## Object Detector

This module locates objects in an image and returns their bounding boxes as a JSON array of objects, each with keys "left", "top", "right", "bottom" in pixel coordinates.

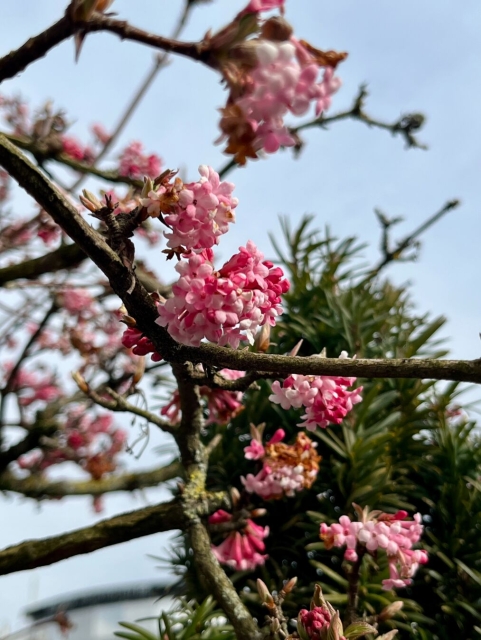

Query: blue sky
[{"left": 1, "top": 0, "right": 480, "bottom": 632}]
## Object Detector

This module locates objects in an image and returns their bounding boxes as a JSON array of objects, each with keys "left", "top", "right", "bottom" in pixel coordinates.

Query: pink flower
[
  {"left": 91, "top": 123, "right": 111, "bottom": 145},
  {"left": 141, "top": 166, "right": 238, "bottom": 251},
  {"left": 62, "top": 135, "right": 93, "bottom": 162},
  {"left": 160, "top": 368, "right": 244, "bottom": 425},
  {"left": 242, "top": 429, "right": 320, "bottom": 499},
  {"left": 156, "top": 242, "right": 289, "bottom": 348},
  {"left": 118, "top": 141, "right": 161, "bottom": 179},
  {"left": 209, "top": 509, "right": 269, "bottom": 571},
  {"left": 59, "top": 288, "right": 96, "bottom": 316},
  {"left": 320, "top": 508, "right": 428, "bottom": 591},
  {"left": 269, "top": 352, "right": 362, "bottom": 431},
  {"left": 239, "top": 0, "right": 284, "bottom": 15},
  {"left": 121, "top": 326, "right": 162, "bottom": 362},
  {"left": 298, "top": 606, "right": 333, "bottom": 640},
  {"left": 218, "top": 39, "right": 341, "bottom": 161}
]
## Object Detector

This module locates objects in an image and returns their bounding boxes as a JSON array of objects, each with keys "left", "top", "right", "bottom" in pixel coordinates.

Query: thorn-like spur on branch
[
  {"left": 2, "top": 134, "right": 481, "bottom": 387},
  {"left": 292, "top": 85, "right": 428, "bottom": 151},
  {"left": 0, "top": 9, "right": 211, "bottom": 84},
  {"left": 0, "top": 460, "right": 182, "bottom": 499}
]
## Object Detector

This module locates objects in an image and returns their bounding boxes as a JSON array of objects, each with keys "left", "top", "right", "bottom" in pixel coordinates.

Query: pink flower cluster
[
  {"left": 156, "top": 241, "right": 289, "bottom": 348},
  {"left": 2, "top": 363, "right": 62, "bottom": 407},
  {"left": 209, "top": 509, "right": 269, "bottom": 571},
  {"left": 17, "top": 406, "right": 127, "bottom": 480},
  {"left": 141, "top": 166, "right": 238, "bottom": 251},
  {"left": 269, "top": 352, "right": 362, "bottom": 431},
  {"left": 298, "top": 606, "right": 344, "bottom": 640},
  {"left": 118, "top": 141, "right": 162, "bottom": 179},
  {"left": 242, "top": 427, "right": 320, "bottom": 499},
  {"left": 161, "top": 368, "right": 244, "bottom": 425},
  {"left": 320, "top": 509, "right": 428, "bottom": 590},
  {"left": 239, "top": 40, "right": 340, "bottom": 153},
  {"left": 62, "top": 135, "right": 94, "bottom": 163},
  {"left": 121, "top": 326, "right": 162, "bottom": 362}
]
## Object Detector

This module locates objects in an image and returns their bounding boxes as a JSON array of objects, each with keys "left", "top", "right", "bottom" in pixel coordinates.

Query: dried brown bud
[
  {"left": 260, "top": 16, "right": 293, "bottom": 42},
  {"left": 282, "top": 576, "right": 298, "bottom": 594}
]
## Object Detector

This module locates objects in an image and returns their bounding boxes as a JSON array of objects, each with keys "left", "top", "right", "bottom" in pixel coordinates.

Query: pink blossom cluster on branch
[
  {"left": 141, "top": 165, "right": 237, "bottom": 252},
  {"left": 118, "top": 141, "right": 162, "bottom": 180},
  {"left": 156, "top": 241, "right": 289, "bottom": 348},
  {"left": 242, "top": 425, "right": 320, "bottom": 499},
  {"left": 209, "top": 508, "right": 269, "bottom": 571},
  {"left": 298, "top": 606, "right": 345, "bottom": 640},
  {"left": 215, "top": 0, "right": 346, "bottom": 164},
  {"left": 320, "top": 506, "right": 428, "bottom": 590},
  {"left": 269, "top": 351, "right": 362, "bottom": 430},
  {"left": 17, "top": 405, "right": 127, "bottom": 480},
  {"left": 160, "top": 367, "right": 244, "bottom": 425}
]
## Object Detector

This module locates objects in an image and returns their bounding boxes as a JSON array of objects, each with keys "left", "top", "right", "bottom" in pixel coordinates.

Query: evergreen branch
[{"left": 0, "top": 460, "right": 182, "bottom": 498}]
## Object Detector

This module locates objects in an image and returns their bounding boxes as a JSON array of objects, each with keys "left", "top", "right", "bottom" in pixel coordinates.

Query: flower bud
[
  {"left": 378, "top": 600, "right": 404, "bottom": 621},
  {"left": 79, "top": 189, "right": 103, "bottom": 213},
  {"left": 71, "top": 370, "right": 89, "bottom": 393},
  {"left": 282, "top": 576, "right": 297, "bottom": 594},
  {"left": 260, "top": 16, "right": 293, "bottom": 41},
  {"left": 256, "top": 579, "right": 271, "bottom": 603}
]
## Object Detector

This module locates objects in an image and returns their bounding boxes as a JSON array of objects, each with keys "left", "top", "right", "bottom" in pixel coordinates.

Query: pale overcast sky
[{"left": 1, "top": 0, "right": 480, "bottom": 633}]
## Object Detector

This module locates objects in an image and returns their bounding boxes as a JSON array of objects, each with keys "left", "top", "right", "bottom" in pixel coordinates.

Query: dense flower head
[
  {"left": 269, "top": 351, "right": 362, "bottom": 430},
  {"left": 118, "top": 141, "right": 162, "bottom": 179},
  {"left": 298, "top": 607, "right": 333, "bottom": 640},
  {"left": 141, "top": 165, "right": 238, "bottom": 251},
  {"left": 209, "top": 509, "right": 269, "bottom": 571},
  {"left": 156, "top": 241, "right": 289, "bottom": 348},
  {"left": 62, "top": 135, "right": 94, "bottom": 163},
  {"left": 320, "top": 507, "right": 428, "bottom": 590},
  {"left": 160, "top": 367, "right": 244, "bottom": 425},
  {"left": 17, "top": 405, "right": 127, "bottom": 482},
  {"left": 218, "top": 37, "right": 342, "bottom": 163},
  {"left": 242, "top": 427, "right": 320, "bottom": 499}
]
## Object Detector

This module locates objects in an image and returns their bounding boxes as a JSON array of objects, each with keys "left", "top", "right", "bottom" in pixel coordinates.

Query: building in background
[{"left": 3, "top": 582, "right": 177, "bottom": 640}]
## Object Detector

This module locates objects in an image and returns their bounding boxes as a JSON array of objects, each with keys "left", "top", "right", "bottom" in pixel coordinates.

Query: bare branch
[
  {"left": 0, "top": 498, "right": 184, "bottom": 576},
  {"left": 292, "top": 85, "right": 427, "bottom": 151},
  {"left": 0, "top": 460, "right": 182, "bottom": 498},
  {"left": 0, "top": 14, "right": 71, "bottom": 83}
]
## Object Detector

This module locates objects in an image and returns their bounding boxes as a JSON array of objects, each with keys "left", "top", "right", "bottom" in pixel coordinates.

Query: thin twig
[{"left": 69, "top": 0, "right": 195, "bottom": 193}]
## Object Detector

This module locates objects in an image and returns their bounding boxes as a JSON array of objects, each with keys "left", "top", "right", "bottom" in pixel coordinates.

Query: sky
[{"left": 1, "top": 0, "right": 481, "bottom": 633}]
